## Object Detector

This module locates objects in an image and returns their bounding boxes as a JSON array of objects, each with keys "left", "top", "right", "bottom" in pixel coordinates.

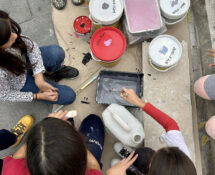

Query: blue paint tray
[{"left": 96, "top": 70, "right": 143, "bottom": 107}]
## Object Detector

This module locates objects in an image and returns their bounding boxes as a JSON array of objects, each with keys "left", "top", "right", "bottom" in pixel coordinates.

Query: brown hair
[
  {"left": 148, "top": 147, "right": 197, "bottom": 175},
  {"left": 0, "top": 10, "right": 33, "bottom": 76},
  {"left": 26, "top": 118, "right": 87, "bottom": 175}
]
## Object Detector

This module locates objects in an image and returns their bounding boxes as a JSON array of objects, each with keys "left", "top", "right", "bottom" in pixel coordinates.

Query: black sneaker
[
  {"left": 45, "top": 65, "right": 79, "bottom": 82},
  {"left": 114, "top": 142, "right": 133, "bottom": 159}
]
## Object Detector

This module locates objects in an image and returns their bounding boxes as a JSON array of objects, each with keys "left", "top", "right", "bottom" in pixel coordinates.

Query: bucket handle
[
  {"left": 149, "top": 59, "right": 177, "bottom": 73},
  {"left": 90, "top": 50, "right": 102, "bottom": 62},
  {"left": 89, "top": 14, "right": 103, "bottom": 26},
  {"left": 109, "top": 110, "right": 131, "bottom": 132}
]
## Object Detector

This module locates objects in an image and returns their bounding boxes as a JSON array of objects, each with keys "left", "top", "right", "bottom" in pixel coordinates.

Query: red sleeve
[
  {"left": 86, "top": 169, "right": 103, "bottom": 175},
  {"left": 142, "top": 103, "right": 180, "bottom": 132}
]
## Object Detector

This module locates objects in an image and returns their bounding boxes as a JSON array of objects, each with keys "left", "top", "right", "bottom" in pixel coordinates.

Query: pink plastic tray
[{"left": 124, "top": 0, "right": 162, "bottom": 34}]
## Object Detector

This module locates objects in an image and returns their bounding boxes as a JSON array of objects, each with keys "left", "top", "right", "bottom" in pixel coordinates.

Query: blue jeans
[
  {"left": 0, "top": 129, "right": 17, "bottom": 173},
  {"left": 21, "top": 45, "right": 76, "bottom": 105},
  {"left": 68, "top": 115, "right": 104, "bottom": 169},
  {"left": 79, "top": 114, "right": 105, "bottom": 169}
]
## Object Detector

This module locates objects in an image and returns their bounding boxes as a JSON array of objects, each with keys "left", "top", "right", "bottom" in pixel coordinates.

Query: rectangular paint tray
[
  {"left": 124, "top": 0, "right": 163, "bottom": 34},
  {"left": 96, "top": 70, "right": 143, "bottom": 107}
]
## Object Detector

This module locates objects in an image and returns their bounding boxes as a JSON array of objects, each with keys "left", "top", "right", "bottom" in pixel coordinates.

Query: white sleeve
[
  {"left": 161, "top": 130, "right": 191, "bottom": 159},
  {"left": 22, "top": 36, "right": 45, "bottom": 75}
]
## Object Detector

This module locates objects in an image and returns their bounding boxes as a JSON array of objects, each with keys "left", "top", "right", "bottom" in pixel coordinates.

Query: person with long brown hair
[{"left": 0, "top": 10, "right": 78, "bottom": 105}]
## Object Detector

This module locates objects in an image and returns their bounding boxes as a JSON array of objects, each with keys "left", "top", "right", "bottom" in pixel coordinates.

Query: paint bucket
[
  {"left": 89, "top": 0, "right": 124, "bottom": 29},
  {"left": 163, "top": 12, "right": 188, "bottom": 25},
  {"left": 149, "top": 35, "right": 182, "bottom": 72},
  {"left": 159, "top": 0, "right": 190, "bottom": 20},
  {"left": 124, "top": 0, "right": 163, "bottom": 34},
  {"left": 73, "top": 16, "right": 92, "bottom": 40},
  {"left": 90, "top": 27, "right": 126, "bottom": 67}
]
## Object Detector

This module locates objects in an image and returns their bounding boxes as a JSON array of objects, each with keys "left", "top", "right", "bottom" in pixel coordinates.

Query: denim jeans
[
  {"left": 0, "top": 129, "right": 17, "bottom": 172},
  {"left": 21, "top": 45, "right": 76, "bottom": 105},
  {"left": 79, "top": 114, "right": 105, "bottom": 169}
]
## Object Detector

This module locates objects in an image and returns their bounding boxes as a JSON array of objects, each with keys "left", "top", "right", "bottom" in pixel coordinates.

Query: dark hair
[
  {"left": 148, "top": 147, "right": 197, "bottom": 175},
  {"left": 26, "top": 118, "right": 87, "bottom": 175},
  {"left": 0, "top": 10, "right": 33, "bottom": 76},
  {"left": 133, "top": 147, "right": 155, "bottom": 174}
]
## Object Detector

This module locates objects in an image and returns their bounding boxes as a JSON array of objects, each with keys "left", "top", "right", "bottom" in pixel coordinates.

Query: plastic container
[
  {"left": 96, "top": 70, "right": 143, "bottom": 107},
  {"left": 159, "top": 0, "right": 190, "bottom": 20},
  {"left": 102, "top": 104, "right": 145, "bottom": 147},
  {"left": 89, "top": 0, "right": 124, "bottom": 29},
  {"left": 90, "top": 27, "right": 126, "bottom": 67},
  {"left": 149, "top": 35, "right": 182, "bottom": 72},
  {"left": 124, "top": 0, "right": 162, "bottom": 34},
  {"left": 163, "top": 12, "right": 187, "bottom": 25},
  {"left": 73, "top": 16, "right": 92, "bottom": 40}
]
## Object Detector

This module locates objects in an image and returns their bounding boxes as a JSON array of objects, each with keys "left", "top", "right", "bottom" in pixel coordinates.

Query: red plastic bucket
[{"left": 90, "top": 27, "right": 126, "bottom": 67}]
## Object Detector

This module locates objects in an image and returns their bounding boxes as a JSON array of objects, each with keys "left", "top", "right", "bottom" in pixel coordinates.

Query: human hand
[
  {"left": 106, "top": 151, "right": 138, "bottom": 175},
  {"left": 37, "top": 91, "right": 58, "bottom": 102},
  {"left": 208, "top": 49, "right": 215, "bottom": 67},
  {"left": 87, "top": 150, "right": 101, "bottom": 171},
  {"left": 48, "top": 110, "right": 68, "bottom": 120},
  {"left": 120, "top": 87, "right": 145, "bottom": 108},
  {"left": 36, "top": 81, "right": 58, "bottom": 92}
]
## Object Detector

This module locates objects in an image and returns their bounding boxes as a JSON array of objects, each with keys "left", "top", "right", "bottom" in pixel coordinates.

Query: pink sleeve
[
  {"left": 142, "top": 103, "right": 180, "bottom": 132},
  {"left": 86, "top": 169, "right": 103, "bottom": 175}
]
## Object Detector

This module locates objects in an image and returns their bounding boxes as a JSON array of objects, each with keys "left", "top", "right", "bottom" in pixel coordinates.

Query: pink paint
[
  {"left": 125, "top": 0, "right": 162, "bottom": 33},
  {"left": 68, "top": 33, "right": 73, "bottom": 37},
  {"left": 74, "top": 32, "right": 80, "bottom": 38}
]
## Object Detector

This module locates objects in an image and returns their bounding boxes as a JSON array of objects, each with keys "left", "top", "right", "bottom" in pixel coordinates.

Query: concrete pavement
[{"left": 0, "top": 0, "right": 56, "bottom": 158}]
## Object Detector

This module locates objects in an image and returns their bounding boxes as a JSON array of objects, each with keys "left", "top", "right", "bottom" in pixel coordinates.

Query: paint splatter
[
  {"left": 74, "top": 32, "right": 80, "bottom": 38},
  {"left": 104, "top": 39, "right": 112, "bottom": 46},
  {"left": 82, "top": 52, "right": 92, "bottom": 65},
  {"left": 68, "top": 33, "right": 73, "bottom": 37}
]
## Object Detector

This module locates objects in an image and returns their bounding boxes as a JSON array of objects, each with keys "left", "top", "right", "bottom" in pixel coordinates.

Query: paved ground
[{"left": 0, "top": 0, "right": 56, "bottom": 157}]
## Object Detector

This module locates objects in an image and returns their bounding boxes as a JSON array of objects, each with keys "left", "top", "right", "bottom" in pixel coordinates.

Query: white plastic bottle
[{"left": 102, "top": 104, "right": 145, "bottom": 147}]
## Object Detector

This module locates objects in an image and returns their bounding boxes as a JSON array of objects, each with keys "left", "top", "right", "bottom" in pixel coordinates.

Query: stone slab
[{"left": 142, "top": 41, "right": 196, "bottom": 162}]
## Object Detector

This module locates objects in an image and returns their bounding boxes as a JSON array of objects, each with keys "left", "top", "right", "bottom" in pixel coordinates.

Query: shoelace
[
  {"left": 11, "top": 122, "right": 26, "bottom": 136},
  {"left": 119, "top": 147, "right": 131, "bottom": 158}
]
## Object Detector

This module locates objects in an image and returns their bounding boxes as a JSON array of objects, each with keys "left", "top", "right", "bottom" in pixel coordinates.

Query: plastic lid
[
  {"left": 89, "top": 0, "right": 123, "bottom": 25},
  {"left": 73, "top": 16, "right": 92, "bottom": 34},
  {"left": 160, "top": 0, "right": 190, "bottom": 17},
  {"left": 149, "top": 35, "right": 182, "bottom": 68},
  {"left": 90, "top": 27, "right": 126, "bottom": 62}
]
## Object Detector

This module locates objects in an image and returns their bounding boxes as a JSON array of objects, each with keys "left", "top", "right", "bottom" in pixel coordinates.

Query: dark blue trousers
[
  {"left": 68, "top": 114, "right": 105, "bottom": 168},
  {"left": 21, "top": 45, "right": 76, "bottom": 105},
  {"left": 0, "top": 129, "right": 17, "bottom": 173}
]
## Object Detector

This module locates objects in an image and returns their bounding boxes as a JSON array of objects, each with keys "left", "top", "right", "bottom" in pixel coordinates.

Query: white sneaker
[
  {"left": 110, "top": 159, "right": 120, "bottom": 167},
  {"left": 114, "top": 142, "right": 133, "bottom": 159}
]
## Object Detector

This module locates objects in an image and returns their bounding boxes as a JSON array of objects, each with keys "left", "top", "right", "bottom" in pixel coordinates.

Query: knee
[
  {"left": 86, "top": 114, "right": 102, "bottom": 122},
  {"left": 205, "top": 116, "right": 215, "bottom": 139},
  {"left": 84, "top": 114, "right": 104, "bottom": 127},
  {"left": 61, "top": 88, "right": 76, "bottom": 105},
  {"left": 194, "top": 75, "right": 210, "bottom": 99},
  {"left": 49, "top": 45, "right": 65, "bottom": 63}
]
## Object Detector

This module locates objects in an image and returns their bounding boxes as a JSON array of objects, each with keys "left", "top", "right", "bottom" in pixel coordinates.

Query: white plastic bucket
[
  {"left": 149, "top": 35, "right": 182, "bottom": 72},
  {"left": 89, "top": 0, "right": 124, "bottom": 29},
  {"left": 159, "top": 0, "right": 190, "bottom": 20}
]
